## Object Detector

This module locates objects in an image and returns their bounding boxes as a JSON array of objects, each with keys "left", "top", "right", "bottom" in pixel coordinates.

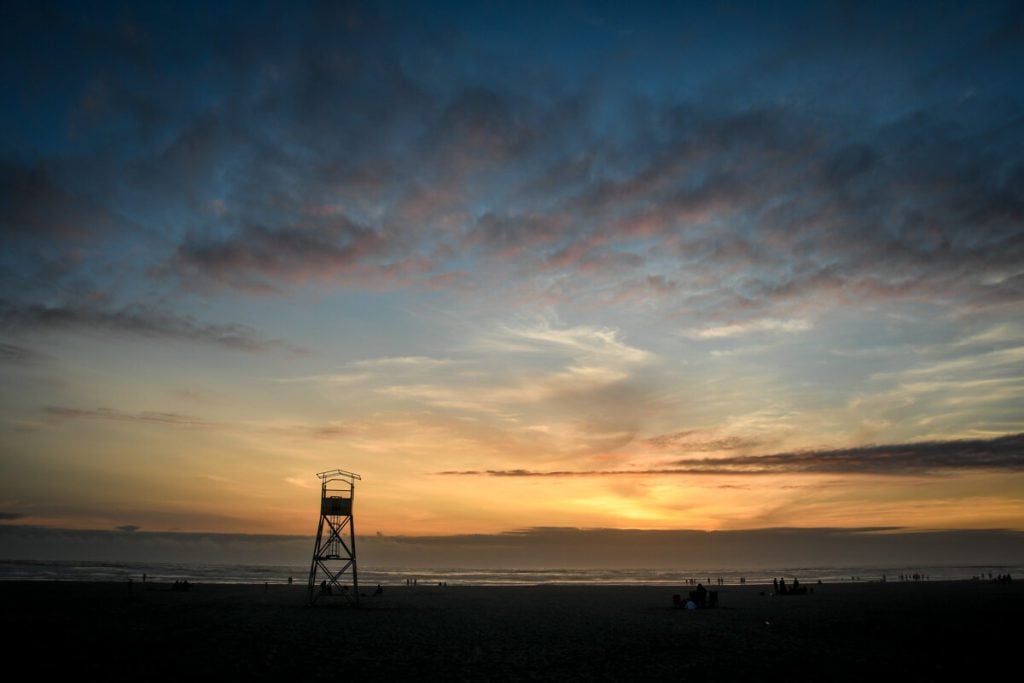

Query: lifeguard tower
[{"left": 307, "top": 469, "right": 361, "bottom": 605}]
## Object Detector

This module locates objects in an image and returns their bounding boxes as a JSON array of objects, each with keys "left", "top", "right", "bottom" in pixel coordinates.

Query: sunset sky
[{"left": 2, "top": 1, "right": 1023, "bottom": 542}]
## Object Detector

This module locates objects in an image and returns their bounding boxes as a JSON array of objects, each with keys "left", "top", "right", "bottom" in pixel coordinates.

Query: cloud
[
  {"left": 306, "top": 424, "right": 350, "bottom": 440},
  {"left": 44, "top": 406, "right": 216, "bottom": 428},
  {"left": 0, "top": 299, "right": 298, "bottom": 352},
  {"left": 167, "top": 218, "right": 432, "bottom": 293},
  {"left": 115, "top": 524, "right": 140, "bottom": 533},
  {"left": 644, "top": 430, "right": 763, "bottom": 453},
  {"left": 3, "top": 1, "right": 1020, "bottom": 331},
  {"left": 0, "top": 162, "right": 115, "bottom": 240},
  {"left": 353, "top": 320, "right": 662, "bottom": 453},
  {"left": 466, "top": 212, "right": 566, "bottom": 258},
  {"left": 684, "top": 318, "right": 812, "bottom": 339},
  {"left": 351, "top": 356, "right": 456, "bottom": 369},
  {"left": 278, "top": 372, "right": 373, "bottom": 385},
  {"left": 277, "top": 356, "right": 458, "bottom": 388},
  {"left": 526, "top": 100, "right": 1023, "bottom": 318},
  {"left": 669, "top": 433, "right": 1024, "bottom": 474},
  {"left": 0, "top": 342, "right": 45, "bottom": 365},
  {"left": 842, "top": 340, "right": 1024, "bottom": 437},
  {"left": 480, "top": 319, "right": 651, "bottom": 365},
  {"left": 440, "top": 433, "right": 1024, "bottom": 476},
  {"left": 0, "top": 512, "right": 25, "bottom": 521}
]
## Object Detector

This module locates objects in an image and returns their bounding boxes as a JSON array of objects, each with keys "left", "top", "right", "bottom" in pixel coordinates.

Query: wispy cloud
[
  {"left": 478, "top": 319, "right": 651, "bottom": 365},
  {"left": 644, "top": 430, "right": 763, "bottom": 453},
  {"left": 351, "top": 356, "right": 457, "bottom": 369},
  {"left": 43, "top": 406, "right": 216, "bottom": 428},
  {"left": 355, "top": 321, "right": 662, "bottom": 448},
  {"left": 277, "top": 356, "right": 457, "bottom": 386},
  {"left": 277, "top": 372, "right": 373, "bottom": 385},
  {"left": 0, "top": 342, "right": 45, "bottom": 365},
  {"left": 684, "top": 318, "right": 812, "bottom": 339},
  {"left": 0, "top": 300, "right": 298, "bottom": 353}
]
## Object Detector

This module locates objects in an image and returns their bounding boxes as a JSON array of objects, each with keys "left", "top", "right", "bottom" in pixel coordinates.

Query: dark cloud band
[
  {"left": 439, "top": 433, "right": 1024, "bottom": 476},
  {"left": 0, "top": 300, "right": 297, "bottom": 353}
]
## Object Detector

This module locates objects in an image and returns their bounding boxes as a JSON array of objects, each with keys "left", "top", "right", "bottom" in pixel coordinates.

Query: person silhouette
[{"left": 694, "top": 582, "right": 708, "bottom": 607}]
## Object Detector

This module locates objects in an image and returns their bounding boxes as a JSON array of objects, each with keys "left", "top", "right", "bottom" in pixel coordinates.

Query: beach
[{"left": 3, "top": 580, "right": 1018, "bottom": 680}]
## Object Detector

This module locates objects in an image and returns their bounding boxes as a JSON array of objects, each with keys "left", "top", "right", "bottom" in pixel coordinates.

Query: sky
[{"left": 2, "top": 0, "right": 1023, "bottom": 552}]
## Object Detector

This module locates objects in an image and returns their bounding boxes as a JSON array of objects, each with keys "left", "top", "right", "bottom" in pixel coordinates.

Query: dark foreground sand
[{"left": 2, "top": 580, "right": 1019, "bottom": 681}]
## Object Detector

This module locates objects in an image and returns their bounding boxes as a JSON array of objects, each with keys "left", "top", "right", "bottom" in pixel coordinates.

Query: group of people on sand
[
  {"left": 171, "top": 580, "right": 191, "bottom": 592},
  {"left": 319, "top": 580, "right": 349, "bottom": 595},
  {"left": 673, "top": 582, "right": 719, "bottom": 609},
  {"left": 772, "top": 577, "right": 806, "bottom": 595}
]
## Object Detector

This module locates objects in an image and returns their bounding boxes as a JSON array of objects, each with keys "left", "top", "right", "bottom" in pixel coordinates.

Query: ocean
[{"left": 0, "top": 559, "right": 1018, "bottom": 585}]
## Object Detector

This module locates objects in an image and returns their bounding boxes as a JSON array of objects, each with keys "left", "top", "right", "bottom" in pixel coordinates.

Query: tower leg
[
  {"left": 307, "top": 514, "right": 325, "bottom": 605},
  {"left": 350, "top": 510, "right": 359, "bottom": 606}
]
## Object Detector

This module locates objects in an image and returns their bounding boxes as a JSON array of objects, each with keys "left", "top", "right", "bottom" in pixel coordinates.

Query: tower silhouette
[{"left": 307, "top": 469, "right": 361, "bottom": 605}]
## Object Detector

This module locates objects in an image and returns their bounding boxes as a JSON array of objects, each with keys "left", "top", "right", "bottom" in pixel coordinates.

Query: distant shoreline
[{"left": 3, "top": 556, "right": 1016, "bottom": 586}]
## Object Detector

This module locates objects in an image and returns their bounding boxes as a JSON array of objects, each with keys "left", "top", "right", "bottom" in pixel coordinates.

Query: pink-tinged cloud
[{"left": 167, "top": 219, "right": 445, "bottom": 292}]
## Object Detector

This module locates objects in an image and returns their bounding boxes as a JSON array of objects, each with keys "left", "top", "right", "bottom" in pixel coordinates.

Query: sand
[{"left": 2, "top": 580, "right": 1019, "bottom": 680}]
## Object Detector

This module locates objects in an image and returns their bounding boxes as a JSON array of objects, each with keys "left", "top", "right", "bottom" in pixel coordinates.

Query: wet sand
[{"left": 2, "top": 580, "right": 1019, "bottom": 680}]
